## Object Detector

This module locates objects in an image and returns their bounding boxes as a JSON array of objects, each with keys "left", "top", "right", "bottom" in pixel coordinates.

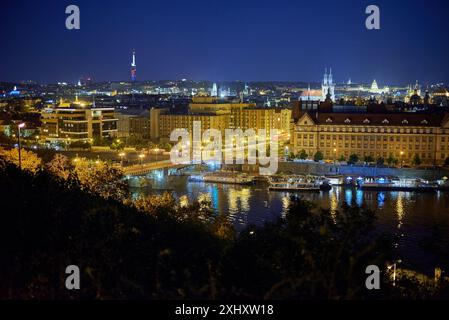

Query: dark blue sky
[{"left": 1, "top": 0, "right": 448, "bottom": 85}]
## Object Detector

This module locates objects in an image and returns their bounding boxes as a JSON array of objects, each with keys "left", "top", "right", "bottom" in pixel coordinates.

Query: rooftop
[{"left": 298, "top": 110, "right": 449, "bottom": 127}]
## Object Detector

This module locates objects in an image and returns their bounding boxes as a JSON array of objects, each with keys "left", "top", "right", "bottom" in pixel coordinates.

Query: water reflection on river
[{"left": 131, "top": 172, "right": 449, "bottom": 274}]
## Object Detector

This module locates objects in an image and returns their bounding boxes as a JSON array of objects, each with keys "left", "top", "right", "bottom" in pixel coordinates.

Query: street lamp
[
  {"left": 387, "top": 260, "right": 402, "bottom": 286},
  {"left": 17, "top": 123, "right": 26, "bottom": 170},
  {"left": 138, "top": 153, "right": 145, "bottom": 166},
  {"left": 119, "top": 152, "right": 125, "bottom": 166},
  {"left": 333, "top": 148, "right": 337, "bottom": 164}
]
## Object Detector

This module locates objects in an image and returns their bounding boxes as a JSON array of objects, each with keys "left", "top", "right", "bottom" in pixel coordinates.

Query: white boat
[
  {"left": 268, "top": 175, "right": 331, "bottom": 192},
  {"left": 189, "top": 172, "right": 255, "bottom": 185},
  {"left": 325, "top": 175, "right": 348, "bottom": 186},
  {"left": 436, "top": 177, "right": 449, "bottom": 191},
  {"left": 358, "top": 176, "right": 437, "bottom": 192}
]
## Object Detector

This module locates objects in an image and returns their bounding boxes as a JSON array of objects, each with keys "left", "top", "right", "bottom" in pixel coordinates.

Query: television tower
[{"left": 131, "top": 49, "right": 137, "bottom": 82}]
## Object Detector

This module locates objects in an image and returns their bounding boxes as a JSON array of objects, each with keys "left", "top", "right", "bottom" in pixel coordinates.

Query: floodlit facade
[
  {"left": 153, "top": 96, "right": 291, "bottom": 143},
  {"left": 40, "top": 99, "right": 118, "bottom": 143},
  {"left": 293, "top": 110, "right": 449, "bottom": 165}
]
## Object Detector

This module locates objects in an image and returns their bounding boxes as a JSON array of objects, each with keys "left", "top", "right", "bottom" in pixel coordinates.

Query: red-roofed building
[{"left": 293, "top": 109, "right": 449, "bottom": 165}]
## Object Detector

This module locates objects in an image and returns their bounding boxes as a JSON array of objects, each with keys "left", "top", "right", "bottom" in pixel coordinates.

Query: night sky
[{"left": 1, "top": 0, "right": 449, "bottom": 85}]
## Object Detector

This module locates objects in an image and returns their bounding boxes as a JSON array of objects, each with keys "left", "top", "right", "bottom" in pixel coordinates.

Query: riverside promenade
[
  {"left": 276, "top": 162, "right": 449, "bottom": 180},
  {"left": 222, "top": 162, "right": 449, "bottom": 180}
]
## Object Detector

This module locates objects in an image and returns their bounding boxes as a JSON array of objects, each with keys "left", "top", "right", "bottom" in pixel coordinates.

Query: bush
[
  {"left": 348, "top": 153, "right": 359, "bottom": 165},
  {"left": 1, "top": 157, "right": 447, "bottom": 300},
  {"left": 69, "top": 140, "right": 91, "bottom": 150},
  {"left": 92, "top": 136, "right": 111, "bottom": 147},
  {"left": 412, "top": 154, "right": 422, "bottom": 166},
  {"left": 110, "top": 139, "right": 125, "bottom": 151},
  {"left": 376, "top": 157, "right": 385, "bottom": 166},
  {"left": 387, "top": 155, "right": 398, "bottom": 166},
  {"left": 313, "top": 151, "right": 323, "bottom": 162},
  {"left": 297, "top": 149, "right": 308, "bottom": 160},
  {"left": 364, "top": 155, "right": 374, "bottom": 163}
]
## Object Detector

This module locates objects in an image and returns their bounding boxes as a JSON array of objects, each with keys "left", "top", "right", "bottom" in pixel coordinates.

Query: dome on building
[{"left": 409, "top": 92, "right": 422, "bottom": 105}]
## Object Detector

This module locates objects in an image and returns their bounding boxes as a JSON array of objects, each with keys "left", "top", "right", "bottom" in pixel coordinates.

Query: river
[{"left": 130, "top": 170, "right": 449, "bottom": 275}]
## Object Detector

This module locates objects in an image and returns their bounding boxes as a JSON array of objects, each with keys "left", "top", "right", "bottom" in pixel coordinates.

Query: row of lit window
[
  {"left": 317, "top": 143, "right": 434, "bottom": 151},
  {"left": 298, "top": 134, "right": 438, "bottom": 143},
  {"left": 321, "top": 150, "right": 434, "bottom": 159},
  {"left": 300, "top": 126, "right": 439, "bottom": 134}
]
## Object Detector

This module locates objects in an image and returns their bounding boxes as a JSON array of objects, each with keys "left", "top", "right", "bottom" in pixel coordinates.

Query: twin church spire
[{"left": 322, "top": 68, "right": 335, "bottom": 101}]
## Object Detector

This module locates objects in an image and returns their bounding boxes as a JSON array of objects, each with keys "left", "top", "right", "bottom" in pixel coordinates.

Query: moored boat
[
  {"left": 436, "top": 177, "right": 449, "bottom": 191},
  {"left": 189, "top": 172, "right": 255, "bottom": 185},
  {"left": 358, "top": 176, "right": 437, "bottom": 192},
  {"left": 268, "top": 175, "right": 331, "bottom": 192}
]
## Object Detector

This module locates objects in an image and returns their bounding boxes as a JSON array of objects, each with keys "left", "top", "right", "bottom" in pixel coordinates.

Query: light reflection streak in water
[{"left": 130, "top": 173, "right": 449, "bottom": 274}]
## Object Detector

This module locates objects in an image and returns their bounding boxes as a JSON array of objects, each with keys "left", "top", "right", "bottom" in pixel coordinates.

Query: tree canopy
[{"left": 1, "top": 153, "right": 448, "bottom": 299}]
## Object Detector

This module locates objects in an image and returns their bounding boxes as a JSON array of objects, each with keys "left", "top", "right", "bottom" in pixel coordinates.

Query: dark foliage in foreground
[{"left": 1, "top": 159, "right": 448, "bottom": 299}]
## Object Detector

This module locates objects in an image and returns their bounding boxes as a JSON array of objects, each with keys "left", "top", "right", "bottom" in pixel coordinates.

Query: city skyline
[
  {"left": 1, "top": 0, "right": 449, "bottom": 84},
  {"left": 2, "top": 0, "right": 449, "bottom": 305},
  {"left": 0, "top": 72, "right": 445, "bottom": 89}
]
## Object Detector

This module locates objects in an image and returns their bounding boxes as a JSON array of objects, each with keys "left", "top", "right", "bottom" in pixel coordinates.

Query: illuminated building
[
  {"left": 153, "top": 96, "right": 291, "bottom": 143},
  {"left": 401, "top": 81, "right": 423, "bottom": 106},
  {"left": 241, "top": 107, "right": 291, "bottom": 139},
  {"left": 293, "top": 106, "right": 449, "bottom": 165},
  {"left": 369, "top": 79, "right": 389, "bottom": 95},
  {"left": 117, "top": 112, "right": 150, "bottom": 139},
  {"left": 300, "top": 85, "right": 322, "bottom": 102},
  {"left": 432, "top": 87, "right": 449, "bottom": 107},
  {"left": 9, "top": 86, "right": 20, "bottom": 96},
  {"left": 150, "top": 107, "right": 169, "bottom": 140},
  {"left": 409, "top": 89, "right": 423, "bottom": 106},
  {"left": 128, "top": 116, "right": 150, "bottom": 139},
  {"left": 211, "top": 83, "right": 218, "bottom": 97},
  {"left": 158, "top": 113, "right": 230, "bottom": 141},
  {"left": 433, "top": 87, "right": 449, "bottom": 99},
  {"left": 219, "top": 87, "right": 231, "bottom": 98},
  {"left": 116, "top": 114, "right": 131, "bottom": 138},
  {"left": 188, "top": 96, "right": 255, "bottom": 121},
  {"left": 40, "top": 98, "right": 118, "bottom": 143},
  {"left": 370, "top": 79, "right": 379, "bottom": 93}
]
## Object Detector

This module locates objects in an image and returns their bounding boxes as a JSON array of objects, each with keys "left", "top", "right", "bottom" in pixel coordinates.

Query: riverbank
[{"left": 224, "top": 162, "right": 449, "bottom": 180}]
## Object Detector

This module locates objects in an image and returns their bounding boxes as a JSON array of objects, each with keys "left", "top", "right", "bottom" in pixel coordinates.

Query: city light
[{"left": 1, "top": 0, "right": 449, "bottom": 304}]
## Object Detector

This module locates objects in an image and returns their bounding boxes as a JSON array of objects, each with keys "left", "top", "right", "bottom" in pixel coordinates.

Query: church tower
[
  {"left": 321, "top": 68, "right": 335, "bottom": 102},
  {"left": 211, "top": 83, "right": 218, "bottom": 97}
]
